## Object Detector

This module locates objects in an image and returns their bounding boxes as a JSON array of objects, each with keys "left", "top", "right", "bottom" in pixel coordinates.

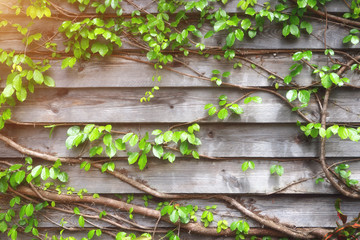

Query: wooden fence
[{"left": 0, "top": 0, "right": 360, "bottom": 239}]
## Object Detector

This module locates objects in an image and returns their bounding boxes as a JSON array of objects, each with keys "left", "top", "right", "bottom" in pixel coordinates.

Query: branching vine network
[{"left": 0, "top": 0, "right": 359, "bottom": 240}]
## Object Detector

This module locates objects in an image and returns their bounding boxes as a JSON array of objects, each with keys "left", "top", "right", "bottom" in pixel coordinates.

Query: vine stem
[
  {"left": 116, "top": 55, "right": 314, "bottom": 123},
  {"left": 0, "top": 133, "right": 327, "bottom": 239},
  {"left": 319, "top": 56, "right": 360, "bottom": 199},
  {"left": 289, "top": 0, "right": 360, "bottom": 28}
]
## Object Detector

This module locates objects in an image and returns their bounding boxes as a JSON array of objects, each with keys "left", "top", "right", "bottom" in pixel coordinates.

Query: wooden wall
[{"left": 0, "top": 0, "right": 360, "bottom": 239}]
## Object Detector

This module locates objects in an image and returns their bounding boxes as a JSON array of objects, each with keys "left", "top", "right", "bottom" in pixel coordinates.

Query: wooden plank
[
  {"left": 0, "top": 195, "right": 358, "bottom": 228},
  {"left": 1, "top": 123, "right": 360, "bottom": 158},
  {"left": 0, "top": 18, "right": 354, "bottom": 52},
  {"left": 6, "top": 87, "right": 360, "bottom": 123},
  {"left": 0, "top": 230, "right": 240, "bottom": 240},
  {"left": 7, "top": 158, "right": 356, "bottom": 194},
  {"left": 0, "top": 53, "right": 354, "bottom": 89},
  {"left": 9, "top": 88, "right": 315, "bottom": 123},
  {"left": 0, "top": 0, "right": 349, "bottom": 15}
]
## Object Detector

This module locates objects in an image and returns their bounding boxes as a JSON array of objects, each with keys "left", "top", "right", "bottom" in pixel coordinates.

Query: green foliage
[
  {"left": 231, "top": 220, "right": 250, "bottom": 239},
  {"left": 67, "top": 123, "right": 201, "bottom": 170},
  {"left": 270, "top": 164, "right": 284, "bottom": 176},
  {"left": 160, "top": 203, "right": 197, "bottom": 224},
  {"left": 334, "top": 164, "right": 359, "bottom": 187},
  {"left": 343, "top": 29, "right": 360, "bottom": 45},
  {"left": 216, "top": 219, "right": 228, "bottom": 233},
  {"left": 324, "top": 199, "right": 360, "bottom": 239},
  {"left": 1, "top": 0, "right": 360, "bottom": 239},
  {"left": 205, "top": 94, "right": 247, "bottom": 120},
  {"left": 201, "top": 205, "right": 217, "bottom": 227},
  {"left": 242, "top": 161, "right": 255, "bottom": 172}
]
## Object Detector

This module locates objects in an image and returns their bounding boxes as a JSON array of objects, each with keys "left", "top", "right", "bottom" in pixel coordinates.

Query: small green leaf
[
  {"left": 218, "top": 108, "right": 228, "bottom": 119},
  {"left": 138, "top": 154, "right": 147, "bottom": 170},
  {"left": 128, "top": 152, "right": 139, "bottom": 164},
  {"left": 78, "top": 216, "right": 85, "bottom": 227},
  {"left": 152, "top": 145, "right": 164, "bottom": 159},
  {"left": 286, "top": 90, "right": 297, "bottom": 102}
]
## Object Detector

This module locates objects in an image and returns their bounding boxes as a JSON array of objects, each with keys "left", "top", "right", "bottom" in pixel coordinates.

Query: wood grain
[
  {"left": 0, "top": 17, "right": 355, "bottom": 52},
  {"left": 1, "top": 53, "right": 356, "bottom": 89},
  {"left": 5, "top": 158, "right": 356, "bottom": 194},
  {"left": 0, "top": 0, "right": 350, "bottom": 15},
  {"left": 0, "top": 195, "right": 358, "bottom": 228},
  {"left": 1, "top": 124, "right": 360, "bottom": 158},
  {"left": 6, "top": 87, "right": 360, "bottom": 123}
]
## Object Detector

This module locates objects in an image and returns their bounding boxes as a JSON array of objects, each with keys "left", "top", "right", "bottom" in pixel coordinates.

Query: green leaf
[
  {"left": 170, "top": 210, "right": 179, "bottom": 223},
  {"left": 241, "top": 19, "right": 251, "bottom": 30},
  {"left": 67, "top": 126, "right": 80, "bottom": 136},
  {"left": 152, "top": 145, "right": 164, "bottom": 159},
  {"left": 180, "top": 141, "right": 189, "bottom": 155},
  {"left": 115, "top": 139, "right": 126, "bottom": 151},
  {"left": 103, "top": 134, "right": 112, "bottom": 146},
  {"left": 290, "top": 24, "right": 299, "bottom": 36},
  {"left": 33, "top": 70, "right": 44, "bottom": 84},
  {"left": 321, "top": 75, "right": 332, "bottom": 88},
  {"left": 235, "top": 29, "right": 244, "bottom": 41},
  {"left": 286, "top": 90, "right": 297, "bottom": 102},
  {"left": 218, "top": 108, "right": 228, "bottom": 119},
  {"left": 25, "top": 204, "right": 34, "bottom": 217},
  {"left": 31, "top": 165, "right": 43, "bottom": 178},
  {"left": 329, "top": 73, "right": 340, "bottom": 85},
  {"left": 163, "top": 131, "right": 173, "bottom": 142},
  {"left": 57, "top": 172, "right": 68, "bottom": 182},
  {"left": 300, "top": 21, "right": 313, "bottom": 34},
  {"left": 0, "top": 221, "right": 7, "bottom": 233},
  {"left": 78, "top": 216, "right": 85, "bottom": 227},
  {"left": 138, "top": 154, "right": 147, "bottom": 170},
  {"left": 105, "top": 142, "right": 117, "bottom": 158},
  {"left": 91, "top": 42, "right": 109, "bottom": 56},
  {"left": 338, "top": 126, "right": 349, "bottom": 139},
  {"left": 276, "top": 165, "right": 284, "bottom": 176},
  {"left": 292, "top": 52, "right": 303, "bottom": 61},
  {"left": 214, "top": 20, "right": 227, "bottom": 32},
  {"left": 89, "top": 146, "right": 103, "bottom": 157},
  {"left": 44, "top": 76, "right": 55, "bottom": 87},
  {"left": 229, "top": 104, "right": 243, "bottom": 115},
  {"left": 3, "top": 85, "right": 14, "bottom": 98},
  {"left": 41, "top": 167, "right": 50, "bottom": 180},
  {"left": 298, "top": 90, "right": 310, "bottom": 103},
  {"left": 129, "top": 134, "right": 139, "bottom": 147},
  {"left": 282, "top": 25, "right": 290, "bottom": 37},
  {"left": 84, "top": 124, "right": 95, "bottom": 133},
  {"left": 226, "top": 32, "right": 235, "bottom": 47},
  {"left": 122, "top": 133, "right": 133, "bottom": 142},
  {"left": 128, "top": 152, "right": 139, "bottom": 164}
]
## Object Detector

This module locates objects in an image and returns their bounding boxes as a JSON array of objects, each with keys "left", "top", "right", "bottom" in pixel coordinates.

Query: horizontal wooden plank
[
  {"left": 0, "top": 17, "right": 354, "bottom": 52},
  {"left": 6, "top": 87, "right": 360, "bottom": 123},
  {"left": 9, "top": 88, "right": 313, "bottom": 123},
  {"left": 0, "top": 0, "right": 349, "bottom": 15},
  {"left": 1, "top": 123, "right": 360, "bottom": 158},
  {"left": 1, "top": 53, "right": 355, "bottom": 89},
  {"left": 0, "top": 230, "right": 240, "bottom": 240},
  {"left": 7, "top": 158, "right": 357, "bottom": 194},
  {"left": 0, "top": 195, "right": 358, "bottom": 228}
]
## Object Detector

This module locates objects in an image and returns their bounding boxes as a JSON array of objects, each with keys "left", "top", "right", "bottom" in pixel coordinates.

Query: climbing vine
[{"left": 0, "top": 0, "right": 359, "bottom": 239}]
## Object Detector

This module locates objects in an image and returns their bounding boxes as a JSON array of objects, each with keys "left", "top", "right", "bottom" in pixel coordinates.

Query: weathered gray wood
[
  {"left": 0, "top": 230, "right": 241, "bottom": 240},
  {"left": 0, "top": 17, "right": 355, "bottom": 52},
  {"left": 0, "top": 53, "right": 355, "bottom": 89},
  {"left": 0, "top": 0, "right": 349, "bottom": 15},
  {"left": 6, "top": 158, "right": 356, "bottom": 194},
  {"left": 9, "top": 88, "right": 314, "bottom": 123},
  {"left": 0, "top": 195, "right": 358, "bottom": 228},
  {"left": 6, "top": 87, "right": 360, "bottom": 123},
  {"left": 1, "top": 123, "right": 360, "bottom": 158}
]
